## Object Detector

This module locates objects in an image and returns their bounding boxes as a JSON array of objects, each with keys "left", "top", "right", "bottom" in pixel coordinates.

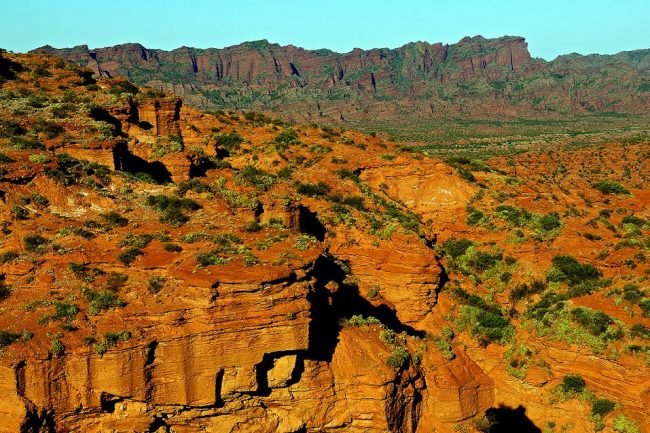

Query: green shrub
[
  {"left": 109, "top": 80, "right": 139, "bottom": 95},
  {"left": 294, "top": 234, "right": 317, "bottom": 251},
  {"left": 244, "top": 220, "right": 263, "bottom": 232},
  {"left": 235, "top": 166, "right": 277, "bottom": 191},
  {"left": 31, "top": 119, "right": 64, "bottom": 138},
  {"left": 196, "top": 251, "right": 229, "bottom": 267},
  {"left": 117, "top": 247, "right": 143, "bottom": 265},
  {"left": 0, "top": 251, "right": 19, "bottom": 264},
  {"left": 570, "top": 307, "right": 616, "bottom": 338},
  {"left": 163, "top": 243, "right": 182, "bottom": 252},
  {"left": 466, "top": 207, "right": 486, "bottom": 226},
  {"left": 69, "top": 263, "right": 104, "bottom": 282},
  {"left": 295, "top": 181, "right": 331, "bottom": 197},
  {"left": 464, "top": 250, "right": 503, "bottom": 273},
  {"left": 622, "top": 215, "right": 646, "bottom": 226},
  {"left": 0, "top": 119, "right": 25, "bottom": 137},
  {"left": 536, "top": 212, "right": 562, "bottom": 231},
  {"left": 273, "top": 128, "right": 300, "bottom": 148},
  {"left": 92, "top": 330, "right": 131, "bottom": 357},
  {"left": 118, "top": 233, "right": 154, "bottom": 249},
  {"left": 547, "top": 255, "right": 601, "bottom": 286},
  {"left": 613, "top": 415, "right": 641, "bottom": 433},
  {"left": 0, "top": 276, "right": 10, "bottom": 301},
  {"left": 23, "top": 234, "right": 49, "bottom": 253},
  {"left": 145, "top": 194, "right": 200, "bottom": 226},
  {"left": 10, "top": 205, "right": 28, "bottom": 220},
  {"left": 592, "top": 399, "right": 616, "bottom": 417},
  {"left": 40, "top": 301, "right": 79, "bottom": 325},
  {"left": 148, "top": 276, "right": 165, "bottom": 294},
  {"left": 622, "top": 284, "right": 644, "bottom": 303},
  {"left": 336, "top": 169, "right": 359, "bottom": 182},
  {"left": 561, "top": 374, "right": 586, "bottom": 393},
  {"left": 100, "top": 211, "right": 128, "bottom": 228},
  {"left": 50, "top": 334, "right": 65, "bottom": 357},
  {"left": 441, "top": 238, "right": 474, "bottom": 260},
  {"left": 640, "top": 299, "right": 650, "bottom": 317},
  {"left": 454, "top": 288, "right": 514, "bottom": 346},
  {"left": 177, "top": 178, "right": 212, "bottom": 196},
  {"left": 495, "top": 205, "right": 533, "bottom": 226},
  {"left": 213, "top": 131, "right": 244, "bottom": 151},
  {"left": 340, "top": 315, "right": 382, "bottom": 327},
  {"left": 83, "top": 288, "right": 126, "bottom": 315},
  {"left": 45, "top": 154, "right": 111, "bottom": 187},
  {"left": 592, "top": 180, "right": 630, "bottom": 195},
  {"left": 0, "top": 330, "right": 21, "bottom": 349},
  {"left": 510, "top": 280, "right": 546, "bottom": 302},
  {"left": 630, "top": 323, "right": 650, "bottom": 339},
  {"left": 12, "top": 138, "right": 44, "bottom": 150}
]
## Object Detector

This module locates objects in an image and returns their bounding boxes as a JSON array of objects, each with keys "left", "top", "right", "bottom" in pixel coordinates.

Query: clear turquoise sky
[{"left": 1, "top": 0, "right": 649, "bottom": 60}]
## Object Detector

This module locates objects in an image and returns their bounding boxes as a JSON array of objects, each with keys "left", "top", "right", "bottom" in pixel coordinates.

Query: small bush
[
  {"left": 570, "top": 307, "right": 615, "bottom": 337},
  {"left": 561, "top": 374, "right": 586, "bottom": 393},
  {"left": 93, "top": 330, "right": 131, "bottom": 357},
  {"left": 164, "top": 243, "right": 182, "bottom": 252},
  {"left": 196, "top": 251, "right": 229, "bottom": 267},
  {"left": 10, "top": 205, "right": 29, "bottom": 220},
  {"left": 0, "top": 330, "right": 21, "bottom": 349},
  {"left": 0, "top": 152, "right": 15, "bottom": 163},
  {"left": 177, "top": 178, "right": 212, "bottom": 196},
  {"left": 622, "top": 284, "right": 644, "bottom": 303},
  {"left": 109, "top": 80, "right": 139, "bottom": 95},
  {"left": 547, "top": 255, "right": 601, "bottom": 286},
  {"left": 510, "top": 280, "right": 546, "bottom": 302},
  {"left": 622, "top": 215, "right": 646, "bottom": 226},
  {"left": 12, "top": 138, "right": 45, "bottom": 150},
  {"left": 592, "top": 180, "right": 630, "bottom": 195},
  {"left": 145, "top": 194, "right": 200, "bottom": 226},
  {"left": 295, "top": 181, "right": 330, "bottom": 197},
  {"left": 592, "top": 399, "right": 616, "bottom": 417},
  {"left": 273, "top": 128, "right": 300, "bottom": 148},
  {"left": 24, "top": 234, "right": 49, "bottom": 253},
  {"left": 235, "top": 166, "right": 277, "bottom": 191},
  {"left": 0, "top": 251, "right": 19, "bottom": 264},
  {"left": 31, "top": 119, "right": 64, "bottom": 138},
  {"left": 100, "top": 211, "right": 128, "bottom": 228},
  {"left": 613, "top": 415, "right": 641, "bottom": 433},
  {"left": 118, "top": 247, "right": 143, "bottom": 265},
  {"left": 69, "top": 262, "right": 104, "bottom": 282},
  {"left": 442, "top": 238, "right": 474, "bottom": 260},
  {"left": 148, "top": 276, "right": 165, "bottom": 294},
  {"left": 83, "top": 288, "right": 126, "bottom": 315},
  {"left": 0, "top": 276, "right": 11, "bottom": 301},
  {"left": 45, "top": 153, "right": 111, "bottom": 188},
  {"left": 630, "top": 323, "right": 650, "bottom": 339},
  {"left": 214, "top": 131, "right": 244, "bottom": 151}
]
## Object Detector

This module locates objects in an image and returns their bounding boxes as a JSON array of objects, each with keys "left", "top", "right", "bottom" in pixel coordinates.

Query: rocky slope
[
  {"left": 32, "top": 36, "right": 650, "bottom": 122},
  {"left": 0, "top": 51, "right": 649, "bottom": 433}
]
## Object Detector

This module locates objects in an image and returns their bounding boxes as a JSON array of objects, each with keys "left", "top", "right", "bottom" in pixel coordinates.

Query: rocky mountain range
[{"left": 33, "top": 36, "right": 650, "bottom": 122}]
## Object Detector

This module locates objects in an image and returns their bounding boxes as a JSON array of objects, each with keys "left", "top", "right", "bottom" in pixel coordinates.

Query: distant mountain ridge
[{"left": 32, "top": 36, "right": 650, "bottom": 122}]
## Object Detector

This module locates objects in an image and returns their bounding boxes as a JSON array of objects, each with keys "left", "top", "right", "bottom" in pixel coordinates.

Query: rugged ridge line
[{"left": 31, "top": 36, "right": 650, "bottom": 121}]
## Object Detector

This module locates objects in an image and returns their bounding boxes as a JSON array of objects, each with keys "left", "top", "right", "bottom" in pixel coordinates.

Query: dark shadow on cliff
[
  {"left": 484, "top": 405, "right": 541, "bottom": 433},
  {"left": 306, "top": 253, "right": 425, "bottom": 362},
  {"left": 297, "top": 205, "right": 326, "bottom": 241},
  {"left": 113, "top": 141, "right": 172, "bottom": 183},
  {"left": 88, "top": 106, "right": 125, "bottom": 137}
]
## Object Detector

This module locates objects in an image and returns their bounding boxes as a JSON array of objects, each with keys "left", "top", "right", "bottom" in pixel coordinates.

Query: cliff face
[
  {"left": 32, "top": 36, "right": 650, "bottom": 121},
  {"left": 1, "top": 52, "right": 650, "bottom": 433}
]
